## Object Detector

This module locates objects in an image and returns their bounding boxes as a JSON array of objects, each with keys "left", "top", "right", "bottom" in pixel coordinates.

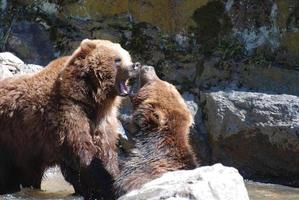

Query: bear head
[
  {"left": 131, "top": 65, "right": 193, "bottom": 134},
  {"left": 66, "top": 39, "right": 141, "bottom": 97}
]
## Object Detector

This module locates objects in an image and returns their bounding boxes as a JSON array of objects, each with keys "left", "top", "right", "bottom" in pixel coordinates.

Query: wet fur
[
  {"left": 114, "top": 67, "right": 198, "bottom": 196},
  {"left": 0, "top": 39, "right": 134, "bottom": 199}
]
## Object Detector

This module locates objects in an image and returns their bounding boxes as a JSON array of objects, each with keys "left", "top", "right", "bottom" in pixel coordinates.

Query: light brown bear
[
  {"left": 114, "top": 65, "right": 198, "bottom": 197},
  {"left": 0, "top": 39, "right": 140, "bottom": 199}
]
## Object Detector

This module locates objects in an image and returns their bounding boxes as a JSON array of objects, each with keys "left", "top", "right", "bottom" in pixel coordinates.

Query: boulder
[
  {"left": 0, "top": 52, "right": 43, "bottom": 80},
  {"left": 118, "top": 163, "right": 249, "bottom": 200},
  {"left": 0, "top": 65, "right": 13, "bottom": 80},
  {"left": 201, "top": 90, "right": 299, "bottom": 185},
  {"left": 0, "top": 52, "right": 24, "bottom": 65}
]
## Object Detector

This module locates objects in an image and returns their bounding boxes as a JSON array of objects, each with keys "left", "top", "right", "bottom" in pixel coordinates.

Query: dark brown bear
[
  {"left": 114, "top": 66, "right": 197, "bottom": 197},
  {"left": 0, "top": 39, "right": 140, "bottom": 199}
]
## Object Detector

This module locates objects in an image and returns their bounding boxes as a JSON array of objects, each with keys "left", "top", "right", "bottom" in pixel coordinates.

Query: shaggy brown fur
[
  {"left": 0, "top": 39, "right": 140, "bottom": 199},
  {"left": 114, "top": 66, "right": 197, "bottom": 197}
]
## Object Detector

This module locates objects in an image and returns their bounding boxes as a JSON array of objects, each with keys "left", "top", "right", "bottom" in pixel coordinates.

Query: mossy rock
[
  {"left": 60, "top": 0, "right": 210, "bottom": 33},
  {"left": 276, "top": 0, "right": 289, "bottom": 29},
  {"left": 129, "top": 0, "right": 210, "bottom": 33},
  {"left": 281, "top": 32, "right": 299, "bottom": 65},
  {"left": 92, "top": 29, "right": 121, "bottom": 43},
  {"left": 190, "top": 1, "right": 232, "bottom": 53},
  {"left": 60, "top": 0, "right": 129, "bottom": 20}
]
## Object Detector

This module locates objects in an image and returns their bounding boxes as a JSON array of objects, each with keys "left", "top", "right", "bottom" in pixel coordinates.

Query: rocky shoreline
[{"left": 1, "top": 0, "right": 299, "bottom": 197}]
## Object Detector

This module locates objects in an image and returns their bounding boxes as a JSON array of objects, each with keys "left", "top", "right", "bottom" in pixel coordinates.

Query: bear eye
[{"left": 115, "top": 58, "right": 122, "bottom": 65}]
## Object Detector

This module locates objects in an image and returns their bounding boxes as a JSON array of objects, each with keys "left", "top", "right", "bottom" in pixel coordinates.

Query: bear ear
[
  {"left": 80, "top": 39, "right": 97, "bottom": 54},
  {"left": 64, "top": 39, "right": 97, "bottom": 67}
]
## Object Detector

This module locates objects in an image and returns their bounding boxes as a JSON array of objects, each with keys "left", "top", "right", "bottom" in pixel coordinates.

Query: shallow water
[
  {"left": 246, "top": 181, "right": 299, "bottom": 200},
  {"left": 0, "top": 167, "right": 82, "bottom": 200},
  {"left": 1, "top": 167, "right": 299, "bottom": 200}
]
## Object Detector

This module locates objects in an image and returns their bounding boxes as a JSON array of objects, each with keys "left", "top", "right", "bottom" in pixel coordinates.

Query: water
[
  {"left": 1, "top": 167, "right": 299, "bottom": 200},
  {"left": 0, "top": 167, "right": 82, "bottom": 200},
  {"left": 246, "top": 181, "right": 299, "bottom": 200}
]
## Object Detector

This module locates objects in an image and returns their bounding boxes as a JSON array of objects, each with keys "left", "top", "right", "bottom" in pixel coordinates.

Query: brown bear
[
  {"left": 114, "top": 65, "right": 198, "bottom": 197},
  {"left": 0, "top": 39, "right": 140, "bottom": 199}
]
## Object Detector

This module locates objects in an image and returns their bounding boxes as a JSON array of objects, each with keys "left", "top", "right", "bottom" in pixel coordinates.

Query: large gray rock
[
  {"left": 201, "top": 90, "right": 299, "bottom": 185},
  {"left": 0, "top": 52, "right": 43, "bottom": 80},
  {"left": 118, "top": 163, "right": 249, "bottom": 200},
  {"left": 196, "top": 56, "right": 299, "bottom": 96},
  {"left": 0, "top": 65, "right": 13, "bottom": 80}
]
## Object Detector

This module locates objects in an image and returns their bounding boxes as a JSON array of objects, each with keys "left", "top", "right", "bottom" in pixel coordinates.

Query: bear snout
[{"left": 133, "top": 62, "right": 141, "bottom": 70}]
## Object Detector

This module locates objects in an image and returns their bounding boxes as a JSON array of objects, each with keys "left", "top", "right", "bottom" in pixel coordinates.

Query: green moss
[
  {"left": 248, "top": 54, "right": 271, "bottom": 66},
  {"left": 282, "top": 32, "right": 299, "bottom": 53},
  {"left": 124, "top": 22, "right": 152, "bottom": 59},
  {"left": 216, "top": 38, "right": 244, "bottom": 60},
  {"left": 92, "top": 30, "right": 120, "bottom": 43},
  {"left": 61, "top": 0, "right": 129, "bottom": 20},
  {"left": 159, "top": 34, "right": 180, "bottom": 54},
  {"left": 281, "top": 32, "right": 299, "bottom": 65},
  {"left": 60, "top": 0, "right": 209, "bottom": 33},
  {"left": 276, "top": 0, "right": 289, "bottom": 28},
  {"left": 129, "top": 0, "right": 209, "bottom": 33}
]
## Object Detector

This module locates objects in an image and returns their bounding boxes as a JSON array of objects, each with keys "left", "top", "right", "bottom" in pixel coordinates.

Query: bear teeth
[{"left": 120, "top": 81, "right": 128, "bottom": 95}]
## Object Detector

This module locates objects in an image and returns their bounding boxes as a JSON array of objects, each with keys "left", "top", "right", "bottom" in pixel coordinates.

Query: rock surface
[
  {"left": 201, "top": 90, "right": 299, "bottom": 185},
  {"left": 118, "top": 163, "right": 249, "bottom": 200},
  {"left": 1, "top": 0, "right": 299, "bottom": 75},
  {"left": 5, "top": 21, "right": 56, "bottom": 65},
  {"left": 0, "top": 52, "right": 43, "bottom": 79}
]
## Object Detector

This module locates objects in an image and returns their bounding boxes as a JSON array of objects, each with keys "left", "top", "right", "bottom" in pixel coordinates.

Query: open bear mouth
[
  {"left": 118, "top": 78, "right": 139, "bottom": 97},
  {"left": 119, "top": 81, "right": 129, "bottom": 96}
]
